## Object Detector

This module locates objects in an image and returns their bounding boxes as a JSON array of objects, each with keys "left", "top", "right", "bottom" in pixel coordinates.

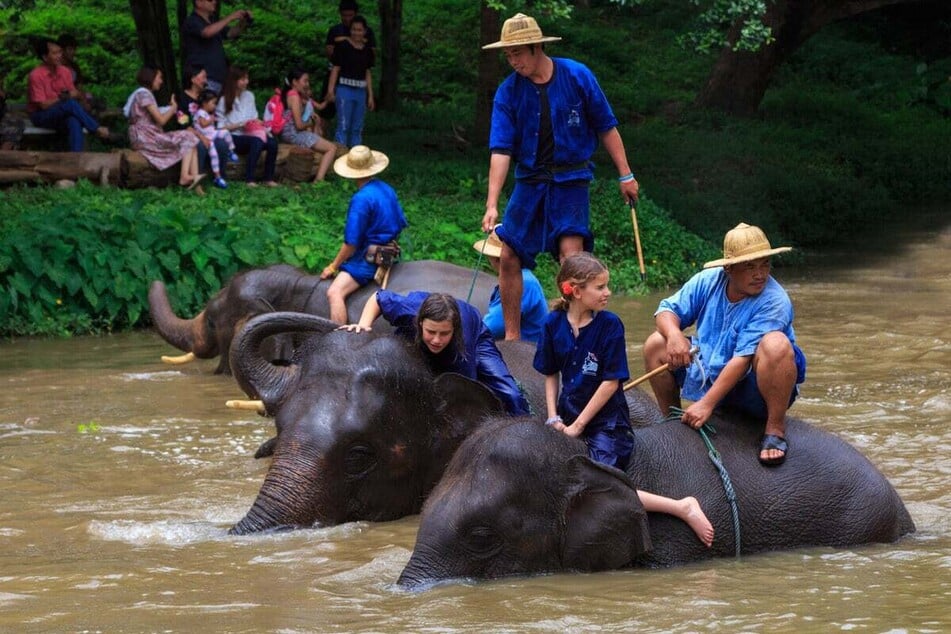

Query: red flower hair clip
[{"left": 560, "top": 281, "right": 574, "bottom": 295}]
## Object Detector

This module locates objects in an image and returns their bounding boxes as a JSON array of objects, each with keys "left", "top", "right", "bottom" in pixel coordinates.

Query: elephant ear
[
  {"left": 432, "top": 372, "right": 504, "bottom": 447},
  {"left": 560, "top": 455, "right": 652, "bottom": 571}
]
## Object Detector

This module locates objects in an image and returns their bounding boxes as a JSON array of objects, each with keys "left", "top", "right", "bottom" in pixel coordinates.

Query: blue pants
[
  {"left": 30, "top": 99, "right": 100, "bottom": 152},
  {"left": 334, "top": 84, "right": 367, "bottom": 147},
  {"left": 584, "top": 425, "right": 635, "bottom": 470},
  {"left": 233, "top": 134, "right": 278, "bottom": 183},
  {"left": 495, "top": 180, "right": 593, "bottom": 270}
]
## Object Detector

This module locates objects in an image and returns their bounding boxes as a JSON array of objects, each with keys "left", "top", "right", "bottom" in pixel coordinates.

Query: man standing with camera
[
  {"left": 27, "top": 37, "right": 110, "bottom": 152},
  {"left": 182, "top": 0, "right": 253, "bottom": 94}
]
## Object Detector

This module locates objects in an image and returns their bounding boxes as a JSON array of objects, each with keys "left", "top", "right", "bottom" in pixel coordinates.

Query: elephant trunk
[
  {"left": 230, "top": 312, "right": 338, "bottom": 407},
  {"left": 229, "top": 450, "right": 325, "bottom": 535},
  {"left": 148, "top": 281, "right": 214, "bottom": 356}
]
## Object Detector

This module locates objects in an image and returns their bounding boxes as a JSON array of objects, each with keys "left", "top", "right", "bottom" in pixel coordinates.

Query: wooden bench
[{"left": 6, "top": 104, "right": 124, "bottom": 151}]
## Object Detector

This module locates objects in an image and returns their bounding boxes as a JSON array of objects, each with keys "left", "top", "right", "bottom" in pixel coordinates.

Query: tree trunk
[
  {"left": 377, "top": 0, "right": 403, "bottom": 111},
  {"left": 0, "top": 149, "right": 122, "bottom": 186},
  {"left": 696, "top": 0, "right": 924, "bottom": 115},
  {"left": 474, "top": 4, "right": 501, "bottom": 144},
  {"left": 129, "top": 0, "right": 180, "bottom": 101}
]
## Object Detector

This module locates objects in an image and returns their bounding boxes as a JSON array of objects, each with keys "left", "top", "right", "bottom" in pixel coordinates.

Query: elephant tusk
[
  {"left": 226, "top": 399, "right": 266, "bottom": 413},
  {"left": 161, "top": 351, "right": 197, "bottom": 365}
]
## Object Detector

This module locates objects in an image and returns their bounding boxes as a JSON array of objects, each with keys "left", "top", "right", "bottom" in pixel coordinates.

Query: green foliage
[{"left": 0, "top": 181, "right": 349, "bottom": 336}]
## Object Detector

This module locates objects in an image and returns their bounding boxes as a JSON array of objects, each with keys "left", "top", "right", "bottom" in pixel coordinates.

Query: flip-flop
[
  {"left": 184, "top": 174, "right": 206, "bottom": 190},
  {"left": 759, "top": 434, "right": 788, "bottom": 466}
]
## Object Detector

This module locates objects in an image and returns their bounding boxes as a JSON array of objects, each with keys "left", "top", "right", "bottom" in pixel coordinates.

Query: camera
[{"left": 243, "top": 11, "right": 253, "bottom": 26}]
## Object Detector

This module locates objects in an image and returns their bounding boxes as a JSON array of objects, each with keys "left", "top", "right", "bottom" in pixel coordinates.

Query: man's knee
[
  {"left": 643, "top": 331, "right": 667, "bottom": 365},
  {"left": 755, "top": 332, "right": 794, "bottom": 366}
]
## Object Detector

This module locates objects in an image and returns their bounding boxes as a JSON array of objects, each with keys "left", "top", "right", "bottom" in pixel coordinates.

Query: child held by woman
[
  {"left": 533, "top": 252, "right": 715, "bottom": 547},
  {"left": 191, "top": 89, "right": 238, "bottom": 188}
]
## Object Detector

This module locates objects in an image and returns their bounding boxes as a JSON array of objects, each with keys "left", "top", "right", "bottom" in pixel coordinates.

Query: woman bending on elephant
[
  {"left": 343, "top": 291, "right": 531, "bottom": 417},
  {"left": 534, "top": 253, "right": 714, "bottom": 547}
]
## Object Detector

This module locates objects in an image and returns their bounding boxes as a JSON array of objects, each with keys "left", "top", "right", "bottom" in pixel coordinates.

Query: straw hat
[
  {"left": 703, "top": 223, "right": 792, "bottom": 269},
  {"left": 333, "top": 145, "right": 389, "bottom": 179},
  {"left": 482, "top": 13, "right": 562, "bottom": 50},
  {"left": 472, "top": 230, "right": 503, "bottom": 258}
]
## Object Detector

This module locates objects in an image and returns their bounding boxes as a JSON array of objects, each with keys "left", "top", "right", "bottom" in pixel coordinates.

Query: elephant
[
  {"left": 149, "top": 260, "right": 498, "bottom": 374},
  {"left": 226, "top": 311, "right": 546, "bottom": 534},
  {"left": 397, "top": 414, "right": 916, "bottom": 588}
]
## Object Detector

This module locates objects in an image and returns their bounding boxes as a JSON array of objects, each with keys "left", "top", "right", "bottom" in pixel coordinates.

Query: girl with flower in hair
[{"left": 533, "top": 252, "right": 714, "bottom": 547}]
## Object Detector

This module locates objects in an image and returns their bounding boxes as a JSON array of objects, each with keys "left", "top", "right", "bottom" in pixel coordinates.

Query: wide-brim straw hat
[
  {"left": 333, "top": 145, "right": 389, "bottom": 179},
  {"left": 482, "top": 13, "right": 562, "bottom": 50},
  {"left": 703, "top": 222, "right": 792, "bottom": 269},
  {"left": 472, "top": 229, "right": 503, "bottom": 258}
]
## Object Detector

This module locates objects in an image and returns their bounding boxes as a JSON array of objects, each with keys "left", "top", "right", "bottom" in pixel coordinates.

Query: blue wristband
[{"left": 618, "top": 172, "right": 635, "bottom": 183}]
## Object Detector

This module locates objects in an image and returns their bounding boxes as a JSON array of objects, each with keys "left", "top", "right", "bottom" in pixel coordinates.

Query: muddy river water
[{"left": 1, "top": 221, "right": 948, "bottom": 632}]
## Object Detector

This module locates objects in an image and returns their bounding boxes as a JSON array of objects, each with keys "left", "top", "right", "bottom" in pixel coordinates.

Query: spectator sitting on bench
[{"left": 27, "top": 37, "right": 110, "bottom": 152}]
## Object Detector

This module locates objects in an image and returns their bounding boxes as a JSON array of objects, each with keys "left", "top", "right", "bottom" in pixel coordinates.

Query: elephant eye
[
  {"left": 343, "top": 445, "right": 378, "bottom": 478},
  {"left": 465, "top": 525, "right": 502, "bottom": 559}
]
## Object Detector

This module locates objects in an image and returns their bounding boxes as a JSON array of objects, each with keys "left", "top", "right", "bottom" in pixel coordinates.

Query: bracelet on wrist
[
  {"left": 618, "top": 172, "right": 636, "bottom": 183},
  {"left": 545, "top": 415, "right": 563, "bottom": 426}
]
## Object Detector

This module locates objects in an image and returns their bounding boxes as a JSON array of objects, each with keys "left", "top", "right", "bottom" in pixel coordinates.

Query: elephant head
[
  {"left": 397, "top": 418, "right": 651, "bottom": 588},
  {"left": 227, "top": 311, "right": 505, "bottom": 534}
]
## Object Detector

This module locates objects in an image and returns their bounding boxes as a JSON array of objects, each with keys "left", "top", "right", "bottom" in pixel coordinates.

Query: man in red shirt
[{"left": 27, "top": 38, "right": 109, "bottom": 152}]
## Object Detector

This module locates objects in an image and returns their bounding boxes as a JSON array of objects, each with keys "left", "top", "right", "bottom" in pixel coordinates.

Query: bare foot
[
  {"left": 246, "top": 181, "right": 258, "bottom": 188},
  {"left": 680, "top": 496, "right": 714, "bottom": 547}
]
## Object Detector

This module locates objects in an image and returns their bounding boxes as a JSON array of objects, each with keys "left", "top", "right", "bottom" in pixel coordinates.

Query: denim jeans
[
  {"left": 233, "top": 134, "right": 278, "bottom": 183},
  {"left": 334, "top": 84, "right": 367, "bottom": 147},
  {"left": 29, "top": 98, "right": 100, "bottom": 152}
]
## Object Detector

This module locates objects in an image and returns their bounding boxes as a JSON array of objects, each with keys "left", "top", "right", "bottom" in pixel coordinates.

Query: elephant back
[
  {"left": 628, "top": 412, "right": 916, "bottom": 566},
  {"left": 496, "top": 339, "right": 546, "bottom": 417}
]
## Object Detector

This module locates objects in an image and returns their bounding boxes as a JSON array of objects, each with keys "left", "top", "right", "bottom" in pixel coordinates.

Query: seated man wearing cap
[
  {"left": 642, "top": 223, "right": 807, "bottom": 466},
  {"left": 480, "top": 13, "right": 640, "bottom": 341},
  {"left": 473, "top": 230, "right": 549, "bottom": 344},
  {"left": 321, "top": 145, "right": 407, "bottom": 324}
]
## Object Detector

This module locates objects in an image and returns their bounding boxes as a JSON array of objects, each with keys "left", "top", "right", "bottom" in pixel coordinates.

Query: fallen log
[
  {"left": 0, "top": 143, "right": 346, "bottom": 188},
  {"left": 0, "top": 149, "right": 122, "bottom": 186}
]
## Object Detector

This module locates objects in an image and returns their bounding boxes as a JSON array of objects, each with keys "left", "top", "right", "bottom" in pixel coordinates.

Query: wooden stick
[
  {"left": 623, "top": 364, "right": 670, "bottom": 391},
  {"left": 629, "top": 201, "right": 647, "bottom": 282},
  {"left": 623, "top": 346, "right": 698, "bottom": 392}
]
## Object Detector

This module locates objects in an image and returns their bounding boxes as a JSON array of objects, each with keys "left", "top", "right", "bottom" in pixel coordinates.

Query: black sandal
[{"left": 759, "top": 434, "right": 788, "bottom": 466}]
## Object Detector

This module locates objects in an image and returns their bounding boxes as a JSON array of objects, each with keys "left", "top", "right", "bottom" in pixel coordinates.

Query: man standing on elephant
[
  {"left": 480, "top": 13, "right": 639, "bottom": 341},
  {"left": 642, "top": 223, "right": 807, "bottom": 466}
]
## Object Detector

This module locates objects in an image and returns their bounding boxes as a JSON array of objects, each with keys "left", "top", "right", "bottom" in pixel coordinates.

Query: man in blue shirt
[
  {"left": 473, "top": 230, "right": 548, "bottom": 343},
  {"left": 642, "top": 223, "right": 806, "bottom": 466},
  {"left": 322, "top": 145, "right": 407, "bottom": 324},
  {"left": 480, "top": 13, "right": 640, "bottom": 342}
]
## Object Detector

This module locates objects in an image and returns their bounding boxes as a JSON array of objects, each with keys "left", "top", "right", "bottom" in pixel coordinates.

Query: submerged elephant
[
  {"left": 149, "top": 260, "right": 497, "bottom": 374},
  {"left": 397, "top": 415, "right": 916, "bottom": 587},
  {"left": 226, "top": 311, "right": 545, "bottom": 534}
]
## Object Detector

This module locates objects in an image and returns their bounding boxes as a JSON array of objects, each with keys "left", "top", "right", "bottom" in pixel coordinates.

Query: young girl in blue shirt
[{"left": 534, "top": 252, "right": 714, "bottom": 547}]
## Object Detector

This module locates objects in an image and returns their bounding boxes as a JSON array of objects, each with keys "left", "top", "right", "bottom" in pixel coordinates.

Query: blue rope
[{"left": 664, "top": 407, "right": 742, "bottom": 557}]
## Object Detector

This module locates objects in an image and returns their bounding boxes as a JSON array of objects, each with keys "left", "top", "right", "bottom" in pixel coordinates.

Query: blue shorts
[
  {"left": 495, "top": 180, "right": 593, "bottom": 269},
  {"left": 584, "top": 424, "right": 635, "bottom": 471},
  {"left": 675, "top": 344, "right": 807, "bottom": 419},
  {"left": 340, "top": 255, "right": 376, "bottom": 286}
]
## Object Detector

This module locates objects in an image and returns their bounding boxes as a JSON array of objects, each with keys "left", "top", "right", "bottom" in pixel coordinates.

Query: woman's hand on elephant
[
  {"left": 338, "top": 324, "right": 371, "bottom": 334},
  {"left": 680, "top": 401, "right": 713, "bottom": 429}
]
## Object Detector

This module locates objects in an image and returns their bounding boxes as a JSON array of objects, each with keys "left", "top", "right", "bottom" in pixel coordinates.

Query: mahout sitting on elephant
[
  {"left": 226, "top": 311, "right": 544, "bottom": 534},
  {"left": 397, "top": 414, "right": 916, "bottom": 588},
  {"left": 148, "top": 260, "right": 498, "bottom": 374}
]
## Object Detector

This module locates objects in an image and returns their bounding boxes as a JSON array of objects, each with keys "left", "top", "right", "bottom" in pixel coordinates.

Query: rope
[
  {"left": 466, "top": 231, "right": 490, "bottom": 304},
  {"left": 664, "top": 407, "right": 742, "bottom": 557}
]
